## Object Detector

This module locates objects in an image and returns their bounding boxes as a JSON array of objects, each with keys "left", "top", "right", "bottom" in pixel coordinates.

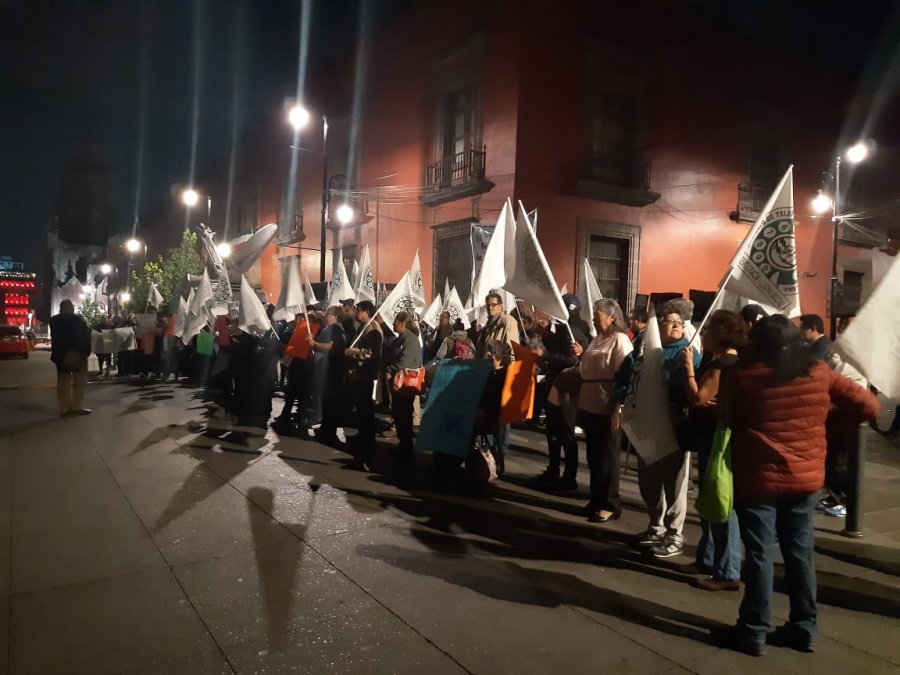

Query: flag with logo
[
  {"left": 421, "top": 293, "right": 442, "bottom": 328},
  {"left": 274, "top": 256, "right": 305, "bottom": 322},
  {"left": 376, "top": 272, "right": 418, "bottom": 326},
  {"left": 409, "top": 250, "right": 426, "bottom": 314},
  {"left": 350, "top": 259, "right": 360, "bottom": 289},
  {"left": 621, "top": 306, "right": 680, "bottom": 464},
  {"left": 443, "top": 277, "right": 451, "bottom": 302},
  {"left": 720, "top": 166, "right": 800, "bottom": 317},
  {"left": 172, "top": 296, "right": 189, "bottom": 339},
  {"left": 355, "top": 244, "right": 377, "bottom": 304},
  {"left": 238, "top": 276, "right": 272, "bottom": 336},
  {"left": 211, "top": 268, "right": 232, "bottom": 316},
  {"left": 503, "top": 203, "right": 568, "bottom": 322},
  {"left": 836, "top": 253, "right": 900, "bottom": 398},
  {"left": 328, "top": 252, "right": 354, "bottom": 307}
]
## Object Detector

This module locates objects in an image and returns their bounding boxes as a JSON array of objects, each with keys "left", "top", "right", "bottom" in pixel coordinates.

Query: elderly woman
[
  {"left": 573, "top": 299, "right": 633, "bottom": 523},
  {"left": 713, "top": 315, "right": 878, "bottom": 656},
  {"left": 385, "top": 311, "right": 423, "bottom": 467},
  {"left": 682, "top": 309, "right": 745, "bottom": 591}
]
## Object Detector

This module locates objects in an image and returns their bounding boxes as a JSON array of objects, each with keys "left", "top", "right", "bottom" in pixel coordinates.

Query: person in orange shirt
[{"left": 273, "top": 312, "right": 320, "bottom": 432}]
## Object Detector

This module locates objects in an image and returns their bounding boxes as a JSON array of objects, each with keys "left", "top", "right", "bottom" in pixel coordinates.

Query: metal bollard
[{"left": 841, "top": 422, "right": 868, "bottom": 538}]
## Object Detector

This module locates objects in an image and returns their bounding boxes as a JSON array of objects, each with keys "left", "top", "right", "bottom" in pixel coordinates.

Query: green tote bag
[{"left": 695, "top": 423, "right": 734, "bottom": 524}]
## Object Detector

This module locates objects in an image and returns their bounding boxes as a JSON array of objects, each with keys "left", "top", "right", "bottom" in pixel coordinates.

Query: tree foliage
[
  {"left": 78, "top": 300, "right": 105, "bottom": 328},
  {"left": 126, "top": 230, "right": 205, "bottom": 314}
]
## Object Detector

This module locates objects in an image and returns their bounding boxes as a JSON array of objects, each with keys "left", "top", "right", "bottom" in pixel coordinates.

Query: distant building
[{"left": 0, "top": 258, "right": 37, "bottom": 328}]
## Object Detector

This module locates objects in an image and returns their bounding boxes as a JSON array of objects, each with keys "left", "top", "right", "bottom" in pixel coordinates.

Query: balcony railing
[
  {"left": 585, "top": 152, "right": 651, "bottom": 191},
  {"left": 737, "top": 183, "right": 775, "bottom": 216},
  {"left": 424, "top": 147, "right": 487, "bottom": 194}
]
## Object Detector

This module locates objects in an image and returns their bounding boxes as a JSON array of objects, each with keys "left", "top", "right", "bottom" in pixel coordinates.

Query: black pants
[
  {"left": 533, "top": 379, "right": 551, "bottom": 421},
  {"left": 545, "top": 402, "right": 578, "bottom": 479},
  {"left": 349, "top": 379, "right": 376, "bottom": 462},
  {"left": 391, "top": 389, "right": 416, "bottom": 455},
  {"left": 579, "top": 410, "right": 619, "bottom": 513},
  {"left": 280, "top": 358, "right": 309, "bottom": 422},
  {"left": 319, "top": 374, "right": 344, "bottom": 441}
]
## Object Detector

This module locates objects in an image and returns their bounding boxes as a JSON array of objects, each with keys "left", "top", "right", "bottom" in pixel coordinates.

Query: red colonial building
[{"left": 231, "top": 0, "right": 896, "bottom": 317}]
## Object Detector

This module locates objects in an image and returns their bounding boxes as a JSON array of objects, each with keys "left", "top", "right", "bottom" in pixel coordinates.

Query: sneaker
[
  {"left": 638, "top": 530, "right": 666, "bottom": 547},
  {"left": 711, "top": 626, "right": 766, "bottom": 657},
  {"left": 824, "top": 504, "right": 847, "bottom": 517},
  {"left": 816, "top": 496, "right": 838, "bottom": 512},
  {"left": 767, "top": 623, "right": 815, "bottom": 653},
  {"left": 651, "top": 539, "right": 684, "bottom": 558}
]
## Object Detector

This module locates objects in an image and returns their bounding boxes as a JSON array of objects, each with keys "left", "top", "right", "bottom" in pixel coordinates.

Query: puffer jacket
[{"left": 728, "top": 360, "right": 879, "bottom": 503}]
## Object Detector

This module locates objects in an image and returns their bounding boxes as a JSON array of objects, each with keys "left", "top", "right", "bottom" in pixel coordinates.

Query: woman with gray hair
[{"left": 572, "top": 298, "right": 633, "bottom": 522}]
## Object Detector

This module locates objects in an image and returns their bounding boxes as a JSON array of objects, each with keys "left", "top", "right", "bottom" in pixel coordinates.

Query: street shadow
[
  {"left": 116, "top": 400, "right": 157, "bottom": 417},
  {"left": 0, "top": 415, "right": 66, "bottom": 439},
  {"left": 246, "top": 487, "right": 308, "bottom": 653},
  {"left": 130, "top": 427, "right": 177, "bottom": 455},
  {"left": 357, "top": 540, "right": 719, "bottom": 645}
]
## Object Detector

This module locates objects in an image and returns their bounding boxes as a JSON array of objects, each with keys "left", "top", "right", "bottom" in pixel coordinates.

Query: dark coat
[
  {"left": 49, "top": 313, "right": 92, "bottom": 371},
  {"left": 386, "top": 329, "right": 423, "bottom": 373}
]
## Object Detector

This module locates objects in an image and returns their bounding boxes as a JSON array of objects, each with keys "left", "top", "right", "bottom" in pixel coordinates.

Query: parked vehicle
[{"left": 0, "top": 325, "right": 28, "bottom": 358}]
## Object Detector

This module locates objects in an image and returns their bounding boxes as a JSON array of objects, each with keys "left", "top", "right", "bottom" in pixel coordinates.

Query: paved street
[{"left": 0, "top": 354, "right": 899, "bottom": 674}]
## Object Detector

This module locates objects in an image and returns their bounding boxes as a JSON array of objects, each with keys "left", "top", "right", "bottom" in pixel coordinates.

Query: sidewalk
[{"left": 0, "top": 378, "right": 898, "bottom": 674}]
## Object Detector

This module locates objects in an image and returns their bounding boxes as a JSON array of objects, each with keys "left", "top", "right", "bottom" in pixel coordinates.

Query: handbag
[
  {"left": 466, "top": 435, "right": 498, "bottom": 483},
  {"left": 553, "top": 367, "right": 583, "bottom": 396},
  {"left": 695, "top": 423, "right": 734, "bottom": 523},
  {"left": 392, "top": 367, "right": 425, "bottom": 394}
]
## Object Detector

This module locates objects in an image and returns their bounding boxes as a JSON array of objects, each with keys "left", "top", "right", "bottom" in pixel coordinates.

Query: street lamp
[
  {"left": 811, "top": 140, "right": 871, "bottom": 337},
  {"left": 288, "top": 104, "right": 329, "bottom": 282},
  {"left": 335, "top": 204, "right": 355, "bottom": 225},
  {"left": 120, "top": 292, "right": 131, "bottom": 303},
  {"left": 126, "top": 238, "right": 142, "bottom": 253},
  {"left": 216, "top": 242, "right": 232, "bottom": 258},
  {"left": 99, "top": 263, "right": 112, "bottom": 275},
  {"left": 182, "top": 188, "right": 212, "bottom": 223}
]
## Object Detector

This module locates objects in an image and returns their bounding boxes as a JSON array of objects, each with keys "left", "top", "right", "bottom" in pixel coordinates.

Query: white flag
[
  {"left": 581, "top": 258, "right": 602, "bottom": 337},
  {"left": 442, "top": 286, "right": 466, "bottom": 326},
  {"left": 376, "top": 272, "right": 418, "bottom": 326},
  {"left": 273, "top": 256, "right": 305, "bottom": 322},
  {"left": 328, "top": 253, "right": 354, "bottom": 307},
  {"left": 504, "top": 203, "right": 568, "bottom": 322},
  {"left": 211, "top": 269, "right": 233, "bottom": 316},
  {"left": 621, "top": 306, "right": 680, "bottom": 464},
  {"left": 836, "top": 254, "right": 900, "bottom": 398},
  {"left": 304, "top": 273, "right": 318, "bottom": 307},
  {"left": 172, "top": 296, "right": 189, "bottom": 339},
  {"left": 185, "top": 269, "right": 214, "bottom": 340},
  {"left": 560, "top": 283, "right": 568, "bottom": 296},
  {"left": 720, "top": 166, "right": 800, "bottom": 317},
  {"left": 443, "top": 277, "right": 451, "bottom": 302},
  {"left": 409, "top": 250, "right": 426, "bottom": 314},
  {"left": 472, "top": 199, "right": 516, "bottom": 303},
  {"left": 148, "top": 282, "right": 164, "bottom": 308},
  {"left": 238, "top": 276, "right": 272, "bottom": 336},
  {"left": 421, "top": 293, "right": 442, "bottom": 328},
  {"left": 350, "top": 259, "right": 360, "bottom": 289},
  {"left": 355, "top": 244, "right": 376, "bottom": 304}
]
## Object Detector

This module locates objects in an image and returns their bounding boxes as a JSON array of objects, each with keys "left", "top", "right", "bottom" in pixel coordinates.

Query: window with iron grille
[
  {"left": 841, "top": 270, "right": 864, "bottom": 313},
  {"left": 433, "top": 220, "right": 474, "bottom": 301},
  {"left": 587, "top": 235, "right": 630, "bottom": 309},
  {"left": 441, "top": 87, "right": 476, "bottom": 161}
]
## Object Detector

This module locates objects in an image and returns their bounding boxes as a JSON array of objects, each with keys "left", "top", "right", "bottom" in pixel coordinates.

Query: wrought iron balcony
[
  {"left": 576, "top": 152, "right": 658, "bottom": 207},
  {"left": 420, "top": 147, "right": 494, "bottom": 207},
  {"left": 730, "top": 182, "right": 775, "bottom": 223},
  {"left": 276, "top": 213, "right": 304, "bottom": 248}
]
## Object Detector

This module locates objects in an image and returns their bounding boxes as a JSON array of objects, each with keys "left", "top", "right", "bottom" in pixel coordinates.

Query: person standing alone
[{"left": 50, "top": 300, "right": 93, "bottom": 416}]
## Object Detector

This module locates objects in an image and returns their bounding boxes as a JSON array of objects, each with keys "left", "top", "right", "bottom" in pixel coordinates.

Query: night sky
[{"left": 1, "top": 0, "right": 897, "bottom": 275}]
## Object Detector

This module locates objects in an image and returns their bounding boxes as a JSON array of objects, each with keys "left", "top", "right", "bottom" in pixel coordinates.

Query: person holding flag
[
  {"left": 475, "top": 292, "right": 519, "bottom": 358},
  {"left": 344, "top": 300, "right": 383, "bottom": 470}
]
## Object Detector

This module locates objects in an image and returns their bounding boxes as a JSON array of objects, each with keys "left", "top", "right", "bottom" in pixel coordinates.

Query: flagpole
[
  {"left": 349, "top": 316, "right": 375, "bottom": 349},
  {"left": 688, "top": 269, "right": 735, "bottom": 348}
]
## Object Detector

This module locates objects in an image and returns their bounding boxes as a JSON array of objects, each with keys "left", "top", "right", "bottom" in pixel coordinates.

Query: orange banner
[
  {"left": 285, "top": 321, "right": 319, "bottom": 359},
  {"left": 499, "top": 342, "right": 536, "bottom": 426}
]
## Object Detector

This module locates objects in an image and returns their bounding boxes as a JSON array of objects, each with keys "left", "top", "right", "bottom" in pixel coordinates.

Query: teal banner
[{"left": 415, "top": 359, "right": 493, "bottom": 457}]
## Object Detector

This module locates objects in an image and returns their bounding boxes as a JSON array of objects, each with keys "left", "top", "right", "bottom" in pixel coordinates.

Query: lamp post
[
  {"left": 182, "top": 188, "right": 212, "bottom": 223},
  {"left": 289, "top": 105, "right": 329, "bottom": 282},
  {"left": 811, "top": 141, "right": 870, "bottom": 339}
]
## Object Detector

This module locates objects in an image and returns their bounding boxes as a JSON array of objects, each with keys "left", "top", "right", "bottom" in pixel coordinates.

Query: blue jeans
[
  {"left": 736, "top": 492, "right": 818, "bottom": 644},
  {"left": 696, "top": 445, "right": 742, "bottom": 580}
]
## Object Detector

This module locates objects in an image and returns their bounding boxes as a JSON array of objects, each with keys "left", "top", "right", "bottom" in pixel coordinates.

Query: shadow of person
[{"left": 246, "top": 486, "right": 309, "bottom": 654}]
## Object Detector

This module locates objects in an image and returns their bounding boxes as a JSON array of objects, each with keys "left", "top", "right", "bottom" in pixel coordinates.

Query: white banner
[
  {"left": 238, "top": 276, "right": 272, "bottom": 336},
  {"left": 470, "top": 224, "right": 494, "bottom": 292},
  {"left": 328, "top": 252, "right": 354, "bottom": 307},
  {"left": 421, "top": 293, "right": 442, "bottom": 328},
  {"left": 274, "top": 256, "right": 305, "bottom": 322},
  {"left": 91, "top": 327, "right": 136, "bottom": 354},
  {"left": 376, "top": 272, "right": 418, "bottom": 326},
  {"left": 442, "top": 287, "right": 466, "bottom": 326},
  {"left": 409, "top": 250, "right": 426, "bottom": 314},
  {"left": 356, "top": 245, "right": 376, "bottom": 304}
]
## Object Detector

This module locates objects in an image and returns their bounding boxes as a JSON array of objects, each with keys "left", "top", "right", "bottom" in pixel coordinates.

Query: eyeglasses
[
  {"left": 486, "top": 302, "right": 501, "bottom": 308},
  {"left": 660, "top": 319, "right": 684, "bottom": 326}
]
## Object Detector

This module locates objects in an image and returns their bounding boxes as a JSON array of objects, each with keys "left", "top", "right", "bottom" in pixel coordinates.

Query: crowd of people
[{"left": 48, "top": 287, "right": 887, "bottom": 657}]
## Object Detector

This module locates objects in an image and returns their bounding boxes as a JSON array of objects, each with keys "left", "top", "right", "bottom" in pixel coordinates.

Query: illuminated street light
[
  {"left": 216, "top": 242, "right": 232, "bottom": 258},
  {"left": 126, "top": 239, "right": 142, "bottom": 253},
  {"left": 811, "top": 190, "right": 832, "bottom": 215},
  {"left": 120, "top": 292, "right": 131, "bottom": 302},
  {"left": 182, "top": 188, "right": 200, "bottom": 207},
  {"left": 846, "top": 142, "right": 869, "bottom": 164},
  {"left": 335, "top": 204, "right": 355, "bottom": 225},
  {"left": 99, "top": 263, "right": 112, "bottom": 275},
  {"left": 288, "top": 105, "right": 310, "bottom": 131}
]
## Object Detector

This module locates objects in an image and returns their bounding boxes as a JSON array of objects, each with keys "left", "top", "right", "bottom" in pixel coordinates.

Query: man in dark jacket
[
  {"left": 344, "top": 300, "right": 383, "bottom": 469},
  {"left": 800, "top": 314, "right": 833, "bottom": 361},
  {"left": 50, "top": 300, "right": 93, "bottom": 416}
]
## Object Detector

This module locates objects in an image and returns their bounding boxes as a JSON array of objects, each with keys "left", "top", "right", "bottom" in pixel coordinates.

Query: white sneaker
[{"left": 638, "top": 530, "right": 666, "bottom": 546}]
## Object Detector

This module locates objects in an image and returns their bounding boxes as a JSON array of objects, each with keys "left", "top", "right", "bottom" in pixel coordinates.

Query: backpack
[{"left": 453, "top": 338, "right": 476, "bottom": 360}]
